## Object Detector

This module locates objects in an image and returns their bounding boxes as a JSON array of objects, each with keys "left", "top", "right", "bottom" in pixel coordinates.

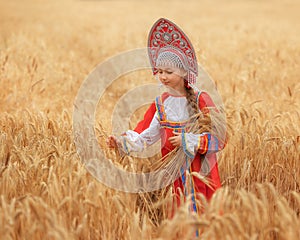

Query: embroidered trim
[
  {"left": 198, "top": 135, "right": 208, "bottom": 154},
  {"left": 122, "top": 137, "right": 130, "bottom": 155},
  {"left": 215, "top": 136, "right": 219, "bottom": 151},
  {"left": 181, "top": 131, "right": 195, "bottom": 159},
  {"left": 155, "top": 96, "right": 166, "bottom": 121},
  {"left": 190, "top": 166, "right": 199, "bottom": 214},
  {"left": 207, "top": 134, "right": 211, "bottom": 152},
  {"left": 160, "top": 120, "right": 187, "bottom": 129},
  {"left": 197, "top": 135, "right": 202, "bottom": 151},
  {"left": 198, "top": 133, "right": 221, "bottom": 154},
  {"left": 180, "top": 166, "right": 186, "bottom": 196},
  {"left": 208, "top": 134, "right": 219, "bottom": 153}
]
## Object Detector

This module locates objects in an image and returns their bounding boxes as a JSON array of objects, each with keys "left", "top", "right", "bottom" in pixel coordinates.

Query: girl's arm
[
  {"left": 120, "top": 114, "right": 161, "bottom": 154},
  {"left": 181, "top": 132, "right": 223, "bottom": 159},
  {"left": 108, "top": 102, "right": 161, "bottom": 154}
]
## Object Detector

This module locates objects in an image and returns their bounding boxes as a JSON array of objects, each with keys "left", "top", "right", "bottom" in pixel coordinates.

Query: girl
[{"left": 107, "top": 18, "right": 226, "bottom": 215}]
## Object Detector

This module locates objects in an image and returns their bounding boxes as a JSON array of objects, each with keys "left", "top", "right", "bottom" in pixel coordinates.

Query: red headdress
[{"left": 148, "top": 18, "right": 198, "bottom": 85}]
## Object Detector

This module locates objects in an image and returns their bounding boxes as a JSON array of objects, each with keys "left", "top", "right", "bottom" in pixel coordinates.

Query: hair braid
[
  {"left": 184, "top": 83, "right": 198, "bottom": 118},
  {"left": 184, "top": 80, "right": 212, "bottom": 134}
]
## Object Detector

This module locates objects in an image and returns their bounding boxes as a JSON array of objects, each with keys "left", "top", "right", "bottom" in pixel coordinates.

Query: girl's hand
[
  {"left": 106, "top": 135, "right": 119, "bottom": 148},
  {"left": 168, "top": 131, "right": 182, "bottom": 147}
]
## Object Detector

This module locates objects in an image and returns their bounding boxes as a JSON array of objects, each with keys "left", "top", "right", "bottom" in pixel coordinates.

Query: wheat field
[{"left": 0, "top": 0, "right": 299, "bottom": 239}]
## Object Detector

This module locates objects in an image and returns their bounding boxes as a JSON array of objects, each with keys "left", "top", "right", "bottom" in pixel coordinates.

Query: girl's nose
[{"left": 161, "top": 72, "right": 167, "bottom": 80}]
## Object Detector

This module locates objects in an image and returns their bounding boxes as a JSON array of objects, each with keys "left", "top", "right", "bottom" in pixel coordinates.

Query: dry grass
[{"left": 0, "top": 0, "right": 299, "bottom": 239}]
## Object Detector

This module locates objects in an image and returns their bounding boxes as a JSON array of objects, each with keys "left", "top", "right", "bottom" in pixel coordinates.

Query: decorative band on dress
[{"left": 160, "top": 120, "right": 187, "bottom": 129}]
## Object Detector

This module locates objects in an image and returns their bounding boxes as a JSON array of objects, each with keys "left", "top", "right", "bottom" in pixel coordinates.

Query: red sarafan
[{"left": 134, "top": 91, "right": 224, "bottom": 213}]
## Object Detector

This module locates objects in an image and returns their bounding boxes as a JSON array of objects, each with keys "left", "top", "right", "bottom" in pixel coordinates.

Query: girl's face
[{"left": 157, "top": 67, "right": 186, "bottom": 94}]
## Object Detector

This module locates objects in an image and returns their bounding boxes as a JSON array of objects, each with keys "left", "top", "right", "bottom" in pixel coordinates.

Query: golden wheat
[{"left": 0, "top": 0, "right": 299, "bottom": 239}]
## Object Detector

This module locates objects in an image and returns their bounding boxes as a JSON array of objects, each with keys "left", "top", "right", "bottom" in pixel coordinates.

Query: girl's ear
[{"left": 177, "top": 68, "right": 187, "bottom": 77}]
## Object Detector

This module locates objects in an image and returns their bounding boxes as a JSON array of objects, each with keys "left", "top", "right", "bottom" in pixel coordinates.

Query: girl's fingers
[
  {"left": 168, "top": 135, "right": 182, "bottom": 147},
  {"left": 107, "top": 135, "right": 118, "bottom": 148},
  {"left": 168, "top": 132, "right": 181, "bottom": 145}
]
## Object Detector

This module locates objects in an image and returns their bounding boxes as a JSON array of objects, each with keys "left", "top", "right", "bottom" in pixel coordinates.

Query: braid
[
  {"left": 184, "top": 82, "right": 198, "bottom": 118},
  {"left": 184, "top": 80, "right": 212, "bottom": 134}
]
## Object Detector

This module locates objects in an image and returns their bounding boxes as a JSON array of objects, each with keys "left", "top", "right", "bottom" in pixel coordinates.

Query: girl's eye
[{"left": 157, "top": 70, "right": 172, "bottom": 74}]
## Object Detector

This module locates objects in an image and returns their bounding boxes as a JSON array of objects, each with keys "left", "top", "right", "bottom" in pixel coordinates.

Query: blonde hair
[{"left": 184, "top": 81, "right": 213, "bottom": 134}]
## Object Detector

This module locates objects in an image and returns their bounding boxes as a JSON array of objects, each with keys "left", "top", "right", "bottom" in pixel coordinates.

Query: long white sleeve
[
  {"left": 181, "top": 132, "right": 206, "bottom": 158},
  {"left": 120, "top": 113, "right": 161, "bottom": 154},
  {"left": 181, "top": 131, "right": 221, "bottom": 158}
]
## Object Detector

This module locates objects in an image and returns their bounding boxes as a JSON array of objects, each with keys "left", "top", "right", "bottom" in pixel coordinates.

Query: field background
[{"left": 0, "top": 0, "right": 299, "bottom": 239}]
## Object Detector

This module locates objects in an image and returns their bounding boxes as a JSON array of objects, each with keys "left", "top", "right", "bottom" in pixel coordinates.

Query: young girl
[{"left": 107, "top": 18, "right": 226, "bottom": 215}]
